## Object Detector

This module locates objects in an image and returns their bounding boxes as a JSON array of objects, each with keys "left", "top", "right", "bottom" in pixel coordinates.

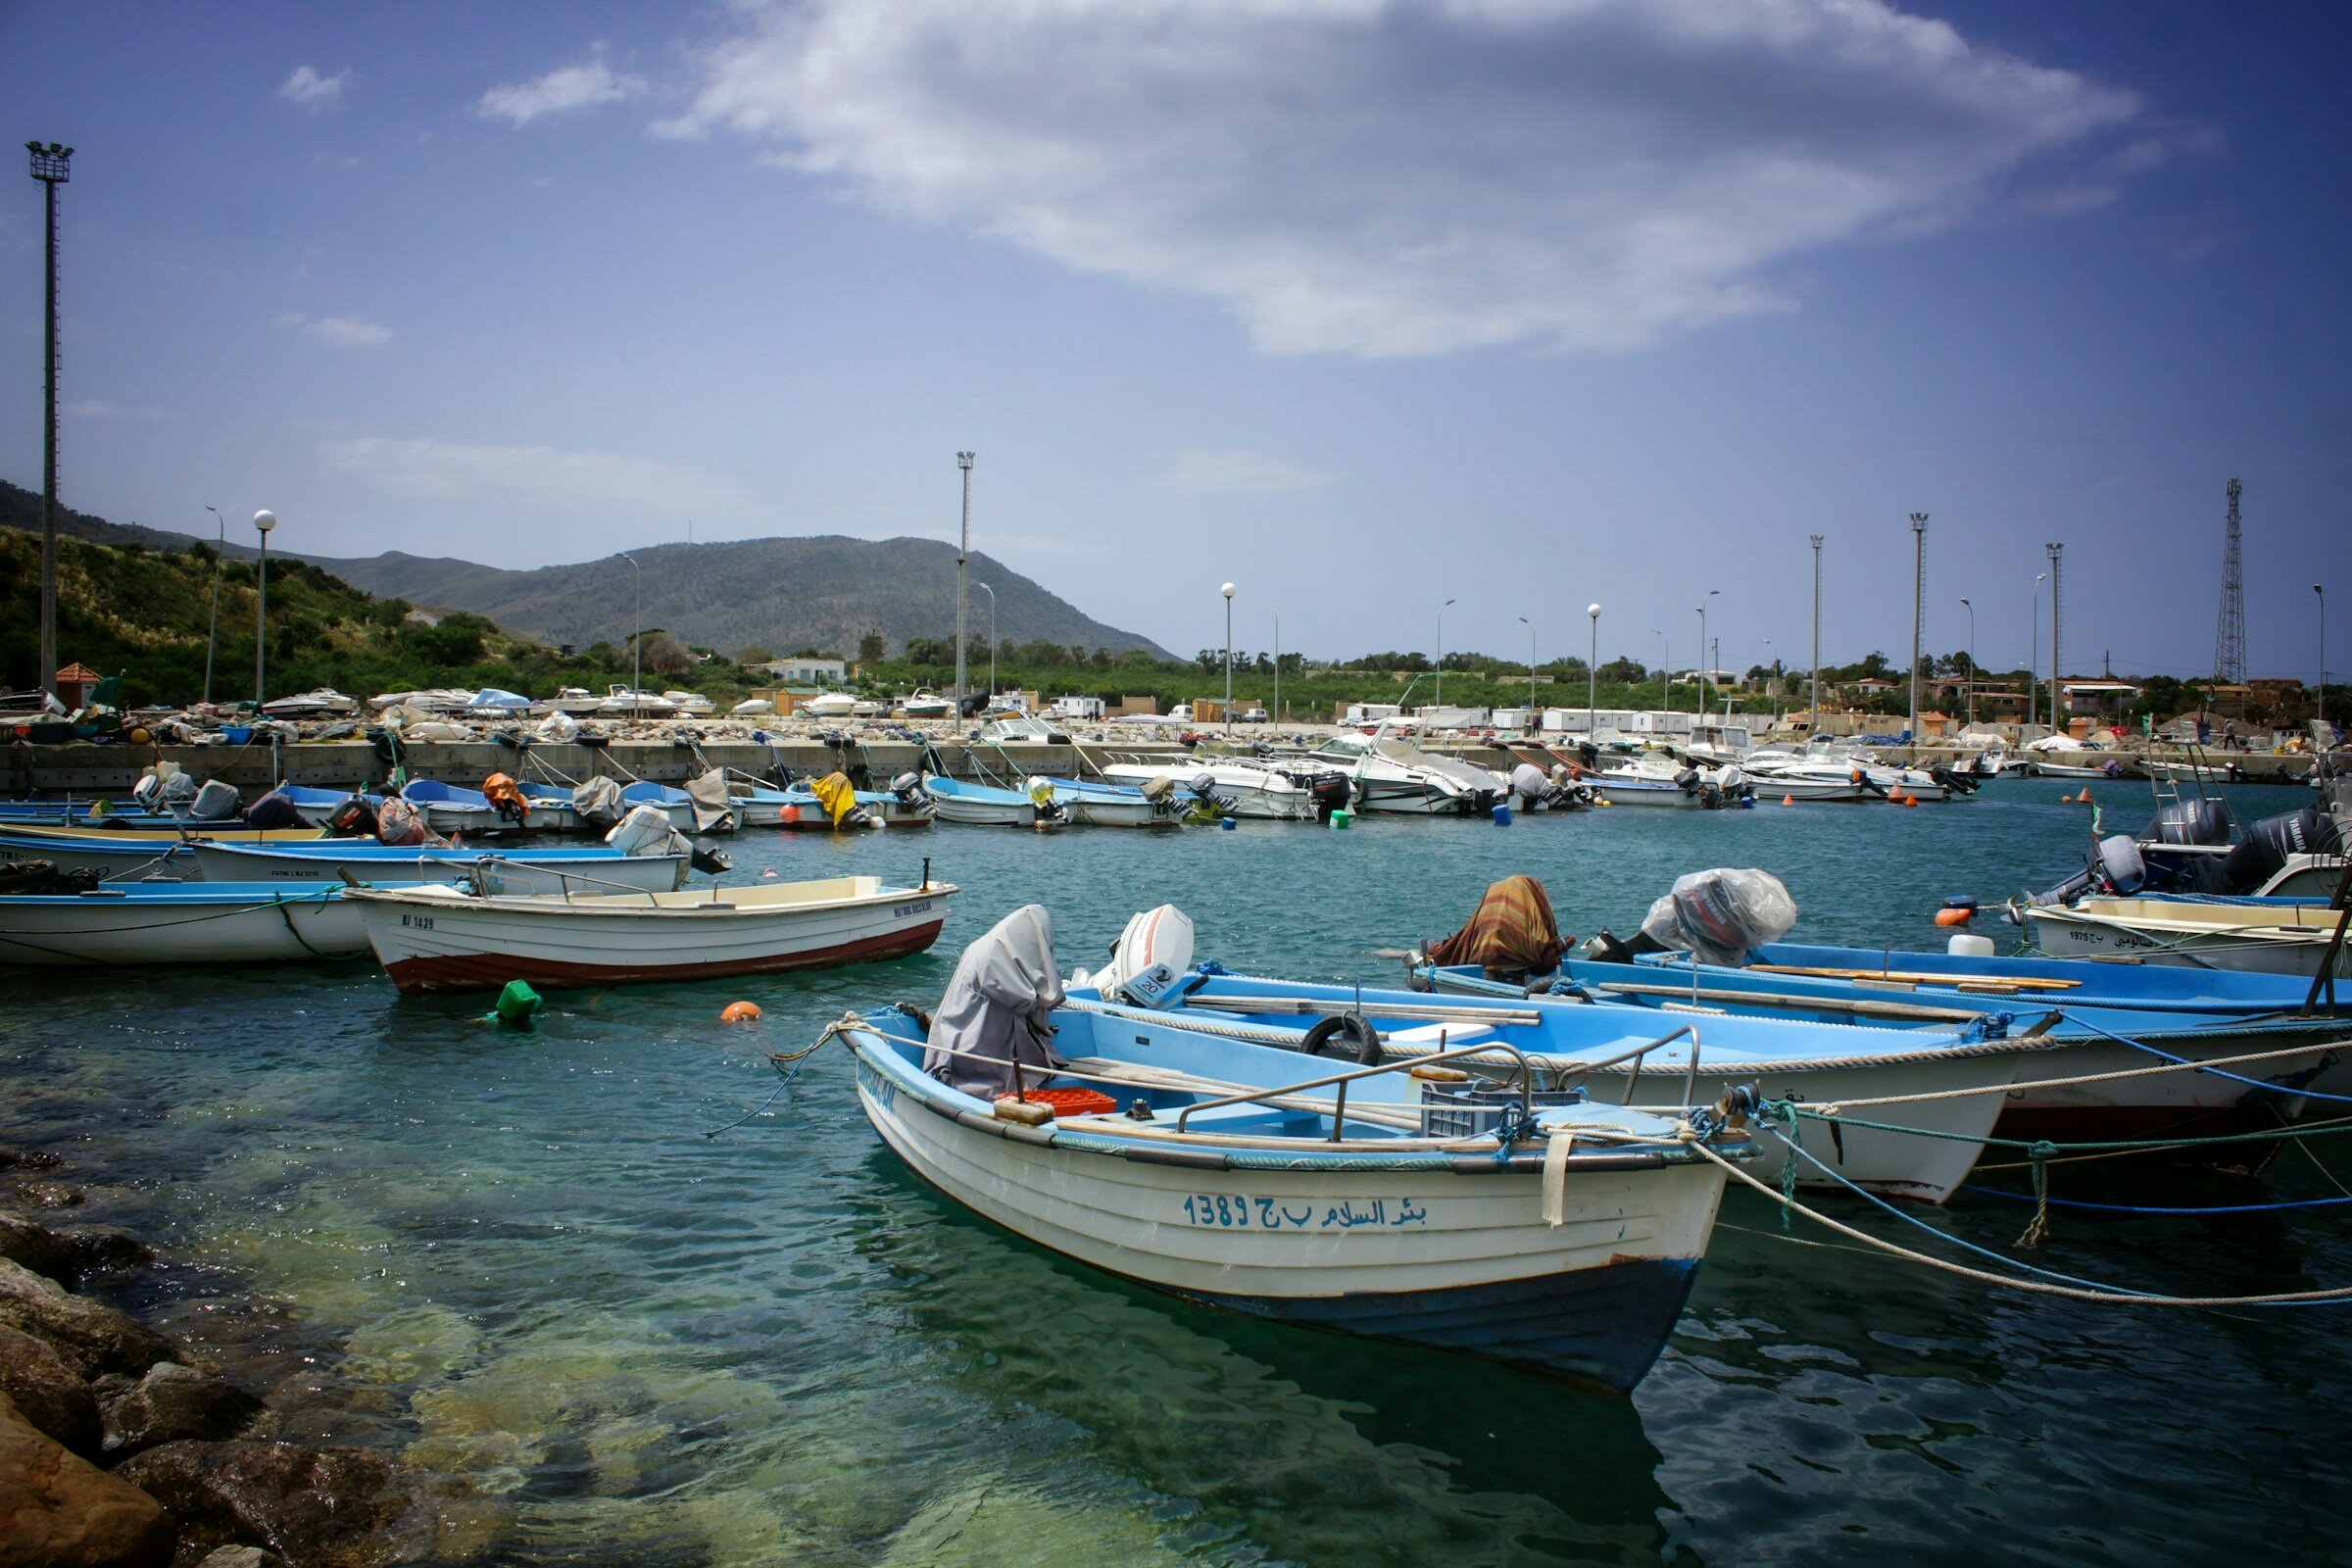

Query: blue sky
[{"left": 3, "top": 0, "right": 2345, "bottom": 682}]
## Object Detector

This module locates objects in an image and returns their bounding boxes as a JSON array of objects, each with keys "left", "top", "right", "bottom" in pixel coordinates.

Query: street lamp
[
  {"left": 1907, "top": 514, "right": 1928, "bottom": 742},
  {"left": 2318, "top": 583, "right": 2329, "bottom": 728},
  {"left": 1516, "top": 615, "right": 1536, "bottom": 731},
  {"left": 1586, "top": 603, "right": 1600, "bottom": 743},
  {"left": 252, "top": 511, "right": 276, "bottom": 707},
  {"left": 2030, "top": 571, "right": 2047, "bottom": 732},
  {"left": 618, "top": 553, "right": 641, "bottom": 712},
  {"left": 1652, "top": 630, "right": 1669, "bottom": 712},
  {"left": 956, "top": 452, "right": 975, "bottom": 717},
  {"left": 1271, "top": 609, "right": 1281, "bottom": 726},
  {"left": 1221, "top": 583, "right": 1237, "bottom": 733},
  {"left": 974, "top": 581, "right": 997, "bottom": 700},
  {"left": 28, "top": 141, "right": 72, "bottom": 697},
  {"left": 1696, "top": 589, "right": 1718, "bottom": 717},
  {"left": 1435, "top": 599, "right": 1456, "bottom": 708},
  {"left": 202, "top": 506, "right": 227, "bottom": 706},
  {"left": 1959, "top": 597, "right": 1976, "bottom": 728}
]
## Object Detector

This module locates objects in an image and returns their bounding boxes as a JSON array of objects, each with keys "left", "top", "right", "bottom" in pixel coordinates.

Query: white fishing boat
[
  {"left": 920, "top": 775, "right": 1064, "bottom": 826},
  {"left": 0, "top": 881, "right": 371, "bottom": 964},
  {"left": 347, "top": 872, "right": 956, "bottom": 994},
  {"left": 838, "top": 906, "right": 1756, "bottom": 1393},
  {"left": 1590, "top": 751, "right": 1752, "bottom": 809},
  {"left": 1024, "top": 777, "right": 1184, "bottom": 828},
  {"left": 260, "top": 688, "right": 358, "bottom": 719},
  {"left": 803, "top": 692, "right": 860, "bottom": 719},
  {"left": 599, "top": 686, "right": 677, "bottom": 717},
  {"left": 899, "top": 690, "right": 954, "bottom": 719},
  {"left": 186, "top": 841, "right": 690, "bottom": 895},
  {"left": 2025, "top": 896, "right": 2344, "bottom": 976},
  {"left": 1096, "top": 759, "right": 1336, "bottom": 821}
]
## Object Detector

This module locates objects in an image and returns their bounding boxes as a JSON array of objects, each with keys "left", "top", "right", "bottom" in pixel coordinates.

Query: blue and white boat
[
  {"left": 920, "top": 775, "right": 1066, "bottom": 827},
  {"left": 0, "top": 881, "right": 374, "bottom": 964},
  {"left": 1025, "top": 776, "right": 1184, "bottom": 828},
  {"left": 842, "top": 916, "right": 1754, "bottom": 1392},
  {"left": 186, "top": 840, "right": 689, "bottom": 896}
]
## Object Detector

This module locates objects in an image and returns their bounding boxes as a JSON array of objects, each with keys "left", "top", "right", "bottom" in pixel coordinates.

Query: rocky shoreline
[{"left": 0, "top": 1147, "right": 451, "bottom": 1568}]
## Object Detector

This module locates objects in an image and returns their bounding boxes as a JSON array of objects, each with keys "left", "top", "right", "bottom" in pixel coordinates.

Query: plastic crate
[{"left": 1418, "top": 1082, "right": 1586, "bottom": 1140}]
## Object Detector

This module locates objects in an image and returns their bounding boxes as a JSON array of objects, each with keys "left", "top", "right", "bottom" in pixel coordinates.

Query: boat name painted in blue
[
  {"left": 1181, "top": 1195, "right": 1429, "bottom": 1230},
  {"left": 892, "top": 900, "right": 934, "bottom": 918}
]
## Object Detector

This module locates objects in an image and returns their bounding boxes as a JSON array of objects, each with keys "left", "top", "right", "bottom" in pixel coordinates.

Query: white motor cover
[
  {"left": 606, "top": 803, "right": 690, "bottom": 859},
  {"left": 188, "top": 779, "right": 242, "bottom": 820},
  {"left": 1082, "top": 905, "right": 1196, "bottom": 1007},
  {"left": 1510, "top": 762, "right": 1549, "bottom": 803},
  {"left": 1640, "top": 868, "right": 1798, "bottom": 967}
]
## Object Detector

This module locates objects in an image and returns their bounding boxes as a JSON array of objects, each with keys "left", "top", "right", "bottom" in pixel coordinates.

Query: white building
[{"left": 763, "top": 657, "right": 847, "bottom": 684}]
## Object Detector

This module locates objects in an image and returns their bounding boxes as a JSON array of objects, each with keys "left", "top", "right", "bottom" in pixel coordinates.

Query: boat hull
[
  {"left": 852, "top": 1050, "right": 1724, "bottom": 1393},
  {"left": 0, "top": 889, "right": 368, "bottom": 964},
  {"left": 188, "top": 843, "right": 689, "bottom": 895},
  {"left": 2026, "top": 906, "right": 2338, "bottom": 976},
  {"left": 354, "top": 886, "right": 952, "bottom": 993}
]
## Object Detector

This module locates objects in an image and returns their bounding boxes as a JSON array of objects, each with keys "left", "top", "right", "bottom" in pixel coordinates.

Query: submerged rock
[
  {"left": 101, "top": 1363, "right": 267, "bottom": 1461},
  {"left": 0, "top": 1322, "right": 103, "bottom": 1457},
  {"left": 0, "top": 1212, "right": 78, "bottom": 1284},
  {"left": 0, "top": 1260, "right": 175, "bottom": 1381},
  {"left": 0, "top": 1148, "right": 67, "bottom": 1173},
  {"left": 115, "top": 1440, "right": 437, "bottom": 1567},
  {"left": 18, "top": 1182, "right": 87, "bottom": 1209},
  {"left": 0, "top": 1215, "right": 156, "bottom": 1289},
  {"left": 0, "top": 1389, "right": 177, "bottom": 1568}
]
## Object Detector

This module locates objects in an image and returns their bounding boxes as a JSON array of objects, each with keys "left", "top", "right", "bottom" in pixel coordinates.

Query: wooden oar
[{"left": 1746, "top": 962, "right": 2080, "bottom": 991}]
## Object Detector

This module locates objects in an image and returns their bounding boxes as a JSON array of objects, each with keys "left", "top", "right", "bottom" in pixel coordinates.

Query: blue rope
[
  {"left": 1960, "top": 1186, "right": 2352, "bottom": 1216},
  {"left": 2055, "top": 1007, "right": 2352, "bottom": 1106},
  {"left": 1757, "top": 1125, "right": 2342, "bottom": 1306}
]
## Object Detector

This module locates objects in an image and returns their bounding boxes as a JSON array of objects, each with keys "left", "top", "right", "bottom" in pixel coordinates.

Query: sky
[{"left": 2, "top": 0, "right": 2347, "bottom": 682}]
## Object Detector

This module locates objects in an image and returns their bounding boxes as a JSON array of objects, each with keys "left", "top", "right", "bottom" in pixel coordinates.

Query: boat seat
[{"left": 1384, "top": 1023, "right": 1495, "bottom": 1046}]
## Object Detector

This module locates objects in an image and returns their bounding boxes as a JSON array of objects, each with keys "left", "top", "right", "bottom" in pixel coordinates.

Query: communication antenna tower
[{"left": 2214, "top": 478, "right": 2245, "bottom": 689}]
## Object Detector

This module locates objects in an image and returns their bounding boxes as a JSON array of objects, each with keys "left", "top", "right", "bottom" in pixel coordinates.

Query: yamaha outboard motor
[
  {"left": 2140, "top": 797, "right": 2234, "bottom": 893},
  {"left": 2219, "top": 808, "right": 2343, "bottom": 895}
]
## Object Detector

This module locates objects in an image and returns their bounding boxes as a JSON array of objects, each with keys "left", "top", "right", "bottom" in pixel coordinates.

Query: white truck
[{"left": 1051, "top": 695, "right": 1106, "bottom": 721}]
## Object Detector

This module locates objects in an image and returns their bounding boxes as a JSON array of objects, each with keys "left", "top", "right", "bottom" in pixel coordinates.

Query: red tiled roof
[{"left": 54, "top": 662, "right": 102, "bottom": 682}]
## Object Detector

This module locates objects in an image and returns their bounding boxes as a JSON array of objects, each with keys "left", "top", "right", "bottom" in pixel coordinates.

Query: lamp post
[
  {"left": 202, "top": 506, "right": 227, "bottom": 707},
  {"left": 955, "top": 452, "right": 975, "bottom": 718},
  {"left": 1907, "top": 513, "right": 1928, "bottom": 743},
  {"left": 972, "top": 581, "right": 997, "bottom": 700},
  {"left": 1652, "top": 630, "right": 1669, "bottom": 712},
  {"left": 252, "top": 511, "right": 276, "bottom": 707},
  {"left": 2318, "top": 583, "right": 2329, "bottom": 728},
  {"left": 1271, "top": 610, "right": 1281, "bottom": 726},
  {"left": 1435, "top": 598, "right": 1456, "bottom": 708},
  {"left": 2029, "top": 571, "right": 2047, "bottom": 732},
  {"left": 1220, "top": 582, "right": 1236, "bottom": 734},
  {"left": 618, "top": 553, "right": 641, "bottom": 712},
  {"left": 1516, "top": 615, "right": 1536, "bottom": 732},
  {"left": 1586, "top": 603, "right": 1600, "bottom": 743},
  {"left": 1808, "top": 535, "right": 1824, "bottom": 731},
  {"left": 1959, "top": 597, "right": 1976, "bottom": 728},
  {"left": 1696, "top": 589, "right": 1718, "bottom": 717},
  {"left": 27, "top": 141, "right": 72, "bottom": 697}
]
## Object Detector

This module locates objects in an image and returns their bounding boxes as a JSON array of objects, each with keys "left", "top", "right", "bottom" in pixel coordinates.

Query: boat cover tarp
[
  {"left": 1425, "top": 874, "right": 1566, "bottom": 978},
  {"left": 189, "top": 779, "right": 241, "bottom": 821},
  {"left": 607, "top": 804, "right": 691, "bottom": 859},
  {"left": 808, "top": 772, "right": 859, "bottom": 828},
  {"left": 1640, "top": 868, "right": 1798, "bottom": 967},
  {"left": 480, "top": 772, "right": 527, "bottom": 823},
  {"left": 242, "top": 786, "right": 302, "bottom": 830},
  {"left": 571, "top": 775, "right": 624, "bottom": 828},
  {"left": 923, "top": 905, "right": 1066, "bottom": 1099},
  {"left": 686, "top": 768, "right": 734, "bottom": 832},
  {"left": 376, "top": 797, "right": 429, "bottom": 847}
]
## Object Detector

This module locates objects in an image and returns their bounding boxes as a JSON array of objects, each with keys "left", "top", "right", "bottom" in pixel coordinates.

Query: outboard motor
[
  {"left": 1510, "top": 762, "right": 1549, "bottom": 809},
  {"left": 890, "top": 771, "right": 923, "bottom": 806},
  {"left": 2030, "top": 833, "right": 2148, "bottom": 906},
  {"left": 1674, "top": 767, "right": 1701, "bottom": 796},
  {"left": 324, "top": 794, "right": 378, "bottom": 839},
  {"left": 2219, "top": 808, "right": 2342, "bottom": 895},
  {"left": 1308, "top": 772, "right": 1353, "bottom": 822},
  {"left": 188, "top": 779, "right": 241, "bottom": 821},
  {"left": 2140, "top": 797, "right": 2235, "bottom": 893}
]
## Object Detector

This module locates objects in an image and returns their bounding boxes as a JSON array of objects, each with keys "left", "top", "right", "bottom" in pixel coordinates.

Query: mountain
[{"left": 7, "top": 478, "right": 1173, "bottom": 662}]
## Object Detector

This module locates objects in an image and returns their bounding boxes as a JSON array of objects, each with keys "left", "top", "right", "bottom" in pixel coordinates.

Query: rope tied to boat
[
  {"left": 2017, "top": 1141, "right": 2060, "bottom": 1249},
  {"left": 704, "top": 1014, "right": 858, "bottom": 1139}
]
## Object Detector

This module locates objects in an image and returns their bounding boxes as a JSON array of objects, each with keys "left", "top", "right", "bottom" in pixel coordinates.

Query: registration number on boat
[
  {"left": 892, "top": 900, "right": 933, "bottom": 918},
  {"left": 1181, "top": 1195, "right": 1427, "bottom": 1230},
  {"left": 400, "top": 913, "right": 435, "bottom": 930}
]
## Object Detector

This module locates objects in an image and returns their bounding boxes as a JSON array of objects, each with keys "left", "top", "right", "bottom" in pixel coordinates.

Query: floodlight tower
[
  {"left": 2215, "top": 478, "right": 2246, "bottom": 709},
  {"left": 1908, "top": 514, "right": 1928, "bottom": 741},
  {"left": 955, "top": 452, "right": 974, "bottom": 717}
]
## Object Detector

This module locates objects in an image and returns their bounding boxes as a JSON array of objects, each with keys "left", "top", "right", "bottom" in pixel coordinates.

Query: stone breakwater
[{"left": 0, "top": 1147, "right": 456, "bottom": 1568}]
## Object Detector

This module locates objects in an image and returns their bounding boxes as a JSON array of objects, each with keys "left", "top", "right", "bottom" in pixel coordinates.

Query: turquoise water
[{"left": 4, "top": 778, "right": 2348, "bottom": 1566}]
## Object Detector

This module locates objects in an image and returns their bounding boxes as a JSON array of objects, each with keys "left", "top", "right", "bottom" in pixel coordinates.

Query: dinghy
[
  {"left": 727, "top": 772, "right": 933, "bottom": 830},
  {"left": 2024, "top": 896, "right": 2345, "bottom": 976},
  {"left": 839, "top": 906, "right": 1756, "bottom": 1393},
  {"left": 0, "top": 881, "right": 371, "bottom": 964},
  {"left": 347, "top": 872, "right": 956, "bottom": 993},
  {"left": 920, "top": 775, "right": 1066, "bottom": 827},
  {"left": 1024, "top": 776, "right": 1185, "bottom": 828},
  {"left": 188, "top": 841, "right": 690, "bottom": 896}
]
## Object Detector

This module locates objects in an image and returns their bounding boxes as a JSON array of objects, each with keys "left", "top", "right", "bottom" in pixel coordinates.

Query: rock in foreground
[{"left": 0, "top": 1388, "right": 177, "bottom": 1568}]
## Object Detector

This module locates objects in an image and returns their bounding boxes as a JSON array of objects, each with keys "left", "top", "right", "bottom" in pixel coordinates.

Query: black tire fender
[{"left": 1301, "top": 1012, "right": 1383, "bottom": 1065}]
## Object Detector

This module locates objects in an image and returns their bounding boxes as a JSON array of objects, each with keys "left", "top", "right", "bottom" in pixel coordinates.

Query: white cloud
[
  {"left": 277, "top": 66, "right": 351, "bottom": 112},
  {"left": 276, "top": 314, "right": 393, "bottom": 349},
  {"left": 321, "top": 436, "right": 754, "bottom": 519},
  {"left": 477, "top": 60, "right": 647, "bottom": 127},
  {"left": 1155, "top": 448, "right": 1335, "bottom": 496},
  {"left": 64, "top": 401, "right": 172, "bottom": 420},
  {"left": 661, "top": 0, "right": 2142, "bottom": 357}
]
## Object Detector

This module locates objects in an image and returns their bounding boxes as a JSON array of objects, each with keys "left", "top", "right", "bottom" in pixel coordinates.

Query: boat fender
[{"left": 1301, "top": 1013, "right": 1383, "bottom": 1065}]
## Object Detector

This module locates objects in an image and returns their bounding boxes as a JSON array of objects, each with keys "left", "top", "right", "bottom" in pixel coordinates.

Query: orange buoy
[
  {"left": 780, "top": 804, "right": 801, "bottom": 825},
  {"left": 1901, "top": 794, "right": 1919, "bottom": 808},
  {"left": 1935, "top": 906, "right": 1972, "bottom": 927},
  {"left": 720, "top": 1001, "right": 762, "bottom": 1022},
  {"left": 2079, "top": 790, "right": 2094, "bottom": 805},
  {"left": 1782, "top": 794, "right": 1795, "bottom": 807}
]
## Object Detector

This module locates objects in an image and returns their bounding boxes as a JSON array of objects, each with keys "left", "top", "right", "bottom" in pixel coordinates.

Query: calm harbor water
[{"left": 4, "top": 777, "right": 2347, "bottom": 1566}]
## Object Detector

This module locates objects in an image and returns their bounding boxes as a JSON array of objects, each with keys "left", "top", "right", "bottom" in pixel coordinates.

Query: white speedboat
[
  {"left": 1291, "top": 730, "right": 1503, "bottom": 814},
  {"left": 803, "top": 692, "right": 860, "bottom": 719},
  {"left": 730, "top": 698, "right": 776, "bottom": 717},
  {"left": 1591, "top": 751, "right": 1751, "bottom": 808},
  {"left": 599, "top": 686, "right": 677, "bottom": 717},
  {"left": 347, "top": 872, "right": 956, "bottom": 994},
  {"left": 260, "top": 688, "right": 358, "bottom": 719},
  {"left": 662, "top": 690, "right": 716, "bottom": 718},
  {"left": 899, "top": 690, "right": 954, "bottom": 719},
  {"left": 549, "top": 687, "right": 606, "bottom": 716}
]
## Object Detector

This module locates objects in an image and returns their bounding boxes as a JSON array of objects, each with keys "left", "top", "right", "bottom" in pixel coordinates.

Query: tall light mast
[{"left": 955, "top": 452, "right": 974, "bottom": 716}]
